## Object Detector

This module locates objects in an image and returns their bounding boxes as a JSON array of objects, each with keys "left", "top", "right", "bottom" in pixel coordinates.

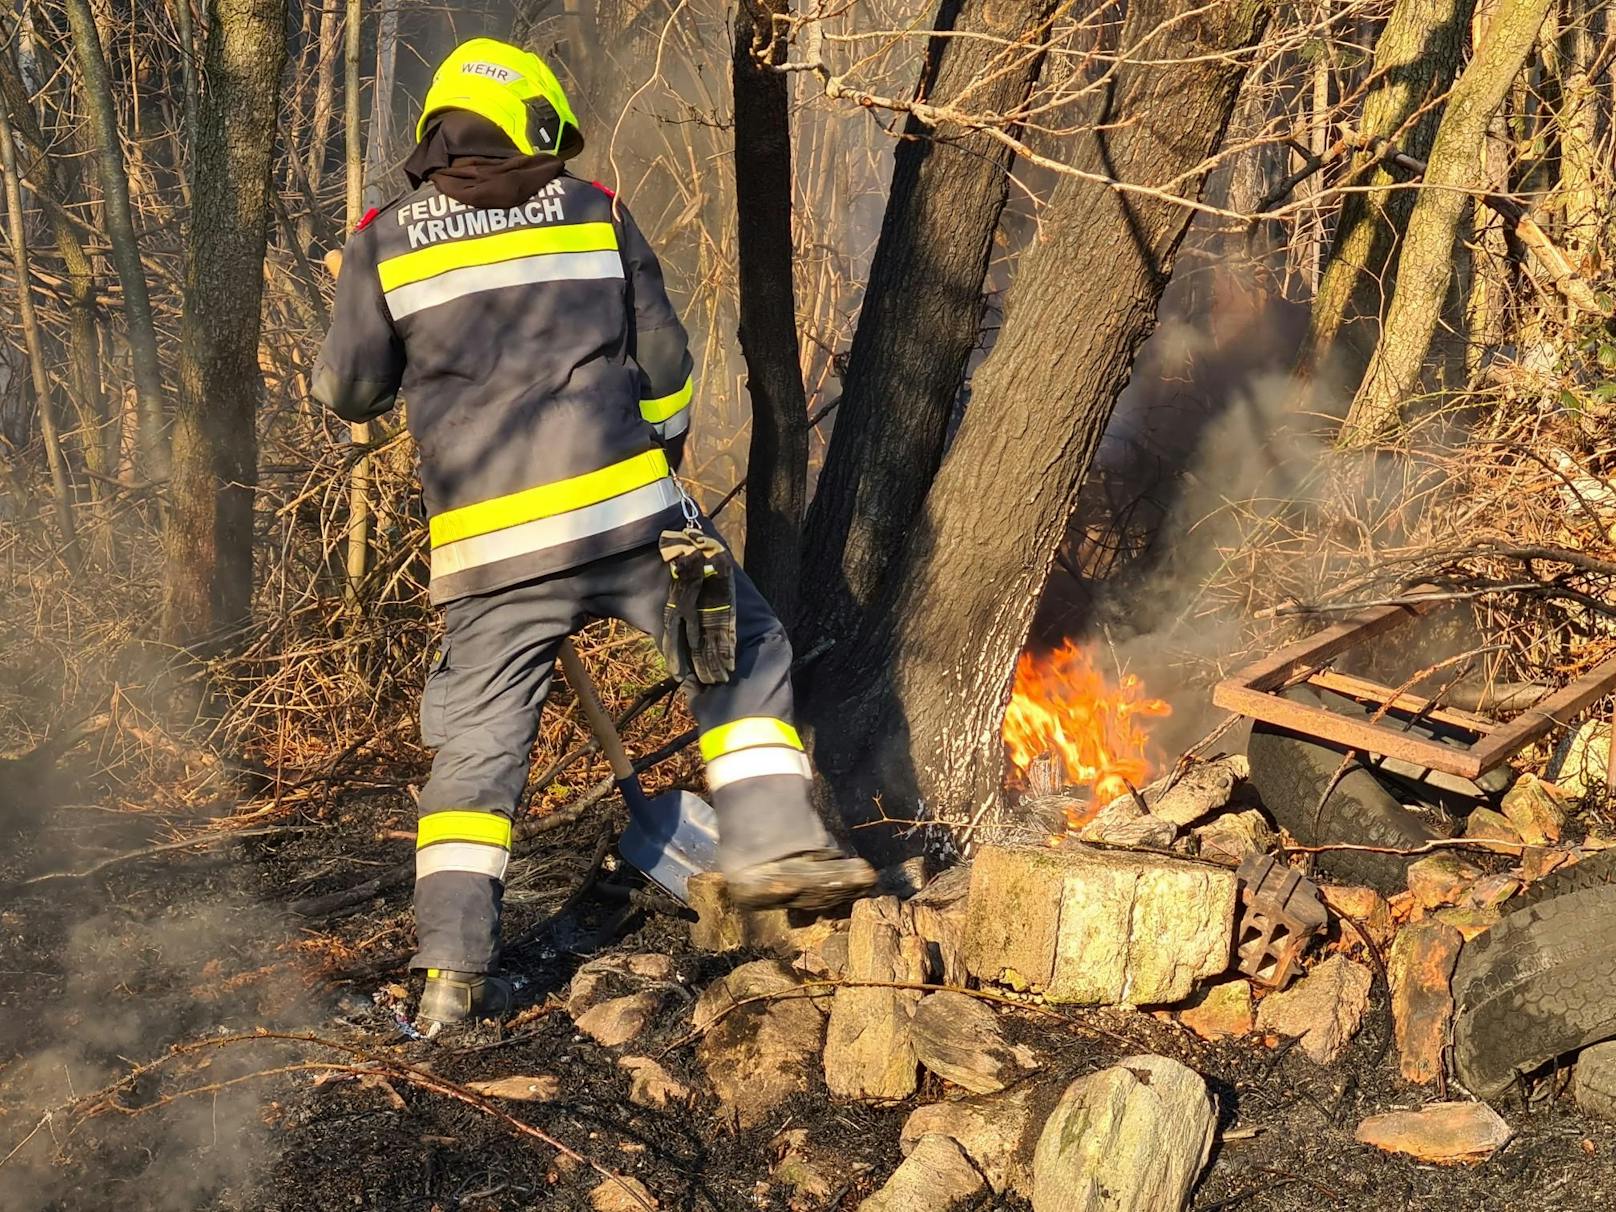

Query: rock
[
  {"left": 963, "top": 843, "right": 1238, "bottom": 1006},
  {"left": 1255, "top": 954, "right": 1372, "bottom": 1064},
  {"left": 1321, "top": 884, "right": 1396, "bottom": 952},
  {"left": 687, "top": 872, "right": 792, "bottom": 953},
  {"left": 1547, "top": 720, "right": 1611, "bottom": 803},
  {"left": 1433, "top": 905, "right": 1501, "bottom": 941},
  {"left": 901, "top": 1081, "right": 1044, "bottom": 1196},
  {"left": 1078, "top": 796, "right": 1176, "bottom": 849},
  {"left": 1031, "top": 1054, "right": 1217, "bottom": 1212},
  {"left": 771, "top": 1128, "right": 837, "bottom": 1201},
  {"left": 464, "top": 1074, "right": 560, "bottom": 1102},
  {"left": 810, "top": 929, "right": 850, "bottom": 980},
  {"left": 1178, "top": 979, "right": 1254, "bottom": 1041},
  {"left": 1573, "top": 1040, "right": 1616, "bottom": 1122},
  {"left": 1151, "top": 759, "right": 1241, "bottom": 826},
  {"left": 859, "top": 1134, "right": 985, "bottom": 1212},
  {"left": 1521, "top": 845, "right": 1576, "bottom": 883},
  {"left": 590, "top": 1176, "right": 658, "bottom": 1210},
  {"left": 878, "top": 857, "right": 931, "bottom": 899},
  {"left": 1193, "top": 810, "right": 1275, "bottom": 867},
  {"left": 1406, "top": 854, "right": 1482, "bottom": 911},
  {"left": 575, "top": 991, "right": 664, "bottom": 1048},
  {"left": 825, "top": 896, "right": 928, "bottom": 1101},
  {"left": 1465, "top": 873, "right": 1520, "bottom": 909},
  {"left": 618, "top": 1056, "right": 692, "bottom": 1110},
  {"left": 911, "top": 991, "right": 1039, "bottom": 1093},
  {"left": 1465, "top": 808, "right": 1523, "bottom": 853},
  {"left": 696, "top": 960, "right": 826, "bottom": 1128},
  {"left": 1499, "top": 774, "right": 1569, "bottom": 846},
  {"left": 909, "top": 864, "right": 971, "bottom": 986},
  {"left": 569, "top": 954, "right": 676, "bottom": 1017},
  {"left": 1388, "top": 920, "right": 1462, "bottom": 1085},
  {"left": 1355, "top": 1101, "right": 1513, "bottom": 1165}
]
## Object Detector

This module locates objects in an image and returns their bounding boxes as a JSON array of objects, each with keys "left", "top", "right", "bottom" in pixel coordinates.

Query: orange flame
[{"left": 1003, "top": 641, "right": 1172, "bottom": 826}]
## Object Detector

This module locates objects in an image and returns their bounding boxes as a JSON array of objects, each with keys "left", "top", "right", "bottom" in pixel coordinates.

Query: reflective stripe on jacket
[{"left": 312, "top": 173, "right": 695, "bottom": 603}]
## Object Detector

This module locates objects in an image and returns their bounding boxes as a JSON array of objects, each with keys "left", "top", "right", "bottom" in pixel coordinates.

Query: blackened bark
[
  {"left": 161, "top": 0, "right": 288, "bottom": 649},
  {"left": 733, "top": 0, "right": 808, "bottom": 627},
  {"left": 796, "top": 0, "right": 1059, "bottom": 656},
  {"left": 803, "top": 0, "right": 1267, "bottom": 860}
]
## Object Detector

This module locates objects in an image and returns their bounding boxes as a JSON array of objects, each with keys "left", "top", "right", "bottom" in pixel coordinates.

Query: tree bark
[
  {"left": 802, "top": 0, "right": 1266, "bottom": 859},
  {"left": 1343, "top": 0, "right": 1554, "bottom": 443},
  {"left": 732, "top": 0, "right": 808, "bottom": 627},
  {"left": 63, "top": 0, "right": 169, "bottom": 482},
  {"left": 342, "top": 0, "right": 372, "bottom": 608},
  {"left": 1554, "top": 0, "right": 1599, "bottom": 261},
  {"left": 1302, "top": 0, "right": 1473, "bottom": 382},
  {"left": 161, "top": 0, "right": 288, "bottom": 647},
  {"left": 796, "top": 0, "right": 1059, "bottom": 656}
]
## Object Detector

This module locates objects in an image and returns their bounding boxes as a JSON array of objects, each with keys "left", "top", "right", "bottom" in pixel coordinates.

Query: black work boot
[
  {"left": 726, "top": 849, "right": 877, "bottom": 913},
  {"left": 416, "top": 969, "right": 514, "bottom": 1034}
]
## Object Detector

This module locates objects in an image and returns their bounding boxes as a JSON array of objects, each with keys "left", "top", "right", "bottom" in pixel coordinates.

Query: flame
[{"left": 1003, "top": 641, "right": 1172, "bottom": 827}]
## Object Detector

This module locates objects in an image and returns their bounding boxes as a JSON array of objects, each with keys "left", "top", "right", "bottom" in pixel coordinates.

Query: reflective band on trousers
[
  {"left": 700, "top": 716, "right": 804, "bottom": 762},
  {"left": 706, "top": 745, "right": 813, "bottom": 790},
  {"left": 416, "top": 841, "right": 510, "bottom": 881},
  {"left": 416, "top": 811, "right": 512, "bottom": 881},
  {"left": 433, "top": 477, "right": 681, "bottom": 581}
]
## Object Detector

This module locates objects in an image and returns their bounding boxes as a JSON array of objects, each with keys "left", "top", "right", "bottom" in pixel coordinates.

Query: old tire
[
  {"left": 1452, "top": 855, "right": 1616, "bottom": 1098},
  {"left": 1246, "top": 716, "right": 1447, "bottom": 892}
]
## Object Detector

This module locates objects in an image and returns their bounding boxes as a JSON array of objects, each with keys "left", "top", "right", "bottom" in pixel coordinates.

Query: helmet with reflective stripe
[{"left": 417, "top": 38, "right": 583, "bottom": 159}]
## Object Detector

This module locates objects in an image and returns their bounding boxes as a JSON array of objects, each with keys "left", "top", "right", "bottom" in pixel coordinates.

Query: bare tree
[
  {"left": 1343, "top": 0, "right": 1556, "bottom": 442},
  {"left": 162, "top": 0, "right": 288, "bottom": 647}
]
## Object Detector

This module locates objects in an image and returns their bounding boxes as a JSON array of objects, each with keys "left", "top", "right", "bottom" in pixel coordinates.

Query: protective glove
[{"left": 659, "top": 529, "right": 736, "bottom": 685}]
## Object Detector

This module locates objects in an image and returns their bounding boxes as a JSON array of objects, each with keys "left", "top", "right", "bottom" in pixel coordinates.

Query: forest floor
[{"left": 4, "top": 781, "right": 1616, "bottom": 1212}]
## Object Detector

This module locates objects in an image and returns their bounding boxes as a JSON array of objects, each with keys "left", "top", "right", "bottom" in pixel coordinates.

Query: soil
[{"left": 4, "top": 790, "right": 1616, "bottom": 1212}]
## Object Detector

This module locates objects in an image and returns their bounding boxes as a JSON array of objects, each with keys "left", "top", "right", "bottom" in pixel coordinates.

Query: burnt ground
[{"left": 4, "top": 789, "right": 1616, "bottom": 1211}]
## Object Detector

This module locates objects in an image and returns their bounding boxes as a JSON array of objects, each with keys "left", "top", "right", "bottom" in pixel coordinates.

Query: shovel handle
[{"left": 557, "top": 638, "right": 637, "bottom": 782}]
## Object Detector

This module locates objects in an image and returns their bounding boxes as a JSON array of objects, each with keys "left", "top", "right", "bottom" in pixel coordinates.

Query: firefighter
[{"left": 313, "top": 38, "right": 875, "bottom": 1030}]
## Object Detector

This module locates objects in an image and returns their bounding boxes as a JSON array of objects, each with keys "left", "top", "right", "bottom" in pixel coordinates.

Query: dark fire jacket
[{"left": 312, "top": 173, "right": 695, "bottom": 604}]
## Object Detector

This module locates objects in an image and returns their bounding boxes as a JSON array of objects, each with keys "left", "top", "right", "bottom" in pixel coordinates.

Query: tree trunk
[
  {"left": 305, "top": 0, "right": 342, "bottom": 198},
  {"left": 733, "top": 0, "right": 808, "bottom": 627},
  {"left": 174, "top": 0, "right": 200, "bottom": 175},
  {"left": 0, "top": 55, "right": 110, "bottom": 488},
  {"left": 796, "top": 0, "right": 1059, "bottom": 656},
  {"left": 1302, "top": 0, "right": 1473, "bottom": 382},
  {"left": 1343, "top": 0, "right": 1554, "bottom": 443},
  {"left": 161, "top": 0, "right": 288, "bottom": 648},
  {"left": 802, "top": 0, "right": 1266, "bottom": 859},
  {"left": 1554, "top": 0, "right": 1599, "bottom": 261},
  {"left": 342, "top": 0, "right": 372, "bottom": 608},
  {"left": 63, "top": 0, "right": 169, "bottom": 482},
  {"left": 0, "top": 103, "right": 78, "bottom": 558}
]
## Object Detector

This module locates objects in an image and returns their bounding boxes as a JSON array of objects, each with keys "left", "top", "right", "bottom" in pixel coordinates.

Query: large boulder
[
  {"left": 964, "top": 844, "right": 1237, "bottom": 1005},
  {"left": 1031, "top": 1055, "right": 1217, "bottom": 1212}
]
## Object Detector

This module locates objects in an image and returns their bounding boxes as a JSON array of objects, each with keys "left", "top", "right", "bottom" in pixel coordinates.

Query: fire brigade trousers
[{"left": 410, "top": 537, "right": 835, "bottom": 973}]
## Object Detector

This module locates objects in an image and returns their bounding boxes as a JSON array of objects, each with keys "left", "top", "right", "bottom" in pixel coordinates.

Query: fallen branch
[{"left": 20, "top": 825, "right": 321, "bottom": 886}]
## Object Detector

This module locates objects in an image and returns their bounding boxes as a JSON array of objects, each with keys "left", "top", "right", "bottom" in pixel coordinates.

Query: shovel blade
[{"left": 619, "top": 790, "right": 720, "bottom": 904}]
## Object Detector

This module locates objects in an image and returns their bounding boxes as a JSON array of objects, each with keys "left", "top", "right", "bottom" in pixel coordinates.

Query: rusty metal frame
[{"left": 1212, "top": 600, "right": 1616, "bottom": 779}]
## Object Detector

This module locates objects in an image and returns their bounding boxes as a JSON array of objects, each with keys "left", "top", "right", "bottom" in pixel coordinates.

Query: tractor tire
[
  {"left": 1452, "top": 854, "right": 1616, "bottom": 1098},
  {"left": 1247, "top": 715, "right": 1448, "bottom": 892}
]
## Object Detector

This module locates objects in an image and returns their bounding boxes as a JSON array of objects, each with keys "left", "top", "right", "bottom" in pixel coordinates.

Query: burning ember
[{"left": 1003, "top": 640, "right": 1172, "bottom": 825}]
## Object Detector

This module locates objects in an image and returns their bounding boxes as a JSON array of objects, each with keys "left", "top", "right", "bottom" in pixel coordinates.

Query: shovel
[{"left": 557, "top": 638, "right": 719, "bottom": 903}]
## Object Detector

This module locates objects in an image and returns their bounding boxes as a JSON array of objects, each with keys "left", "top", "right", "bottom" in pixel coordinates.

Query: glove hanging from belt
[{"left": 659, "top": 529, "right": 736, "bottom": 685}]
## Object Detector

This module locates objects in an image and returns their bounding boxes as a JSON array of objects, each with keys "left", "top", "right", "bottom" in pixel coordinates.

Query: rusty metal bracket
[
  {"left": 1212, "top": 599, "right": 1616, "bottom": 779},
  {"left": 1235, "top": 853, "right": 1327, "bottom": 989}
]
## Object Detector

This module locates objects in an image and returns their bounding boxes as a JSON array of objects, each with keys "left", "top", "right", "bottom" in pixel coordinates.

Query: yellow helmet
[{"left": 416, "top": 38, "right": 583, "bottom": 158}]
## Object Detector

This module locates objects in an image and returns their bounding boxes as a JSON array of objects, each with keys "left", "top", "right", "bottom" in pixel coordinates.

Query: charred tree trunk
[
  {"left": 732, "top": 0, "right": 808, "bottom": 626},
  {"left": 796, "top": 0, "right": 1060, "bottom": 656},
  {"left": 1302, "top": 0, "right": 1472, "bottom": 383},
  {"left": 803, "top": 0, "right": 1266, "bottom": 860},
  {"left": 63, "top": 0, "right": 169, "bottom": 483},
  {"left": 1343, "top": 0, "right": 1554, "bottom": 442},
  {"left": 161, "top": 0, "right": 287, "bottom": 648}
]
